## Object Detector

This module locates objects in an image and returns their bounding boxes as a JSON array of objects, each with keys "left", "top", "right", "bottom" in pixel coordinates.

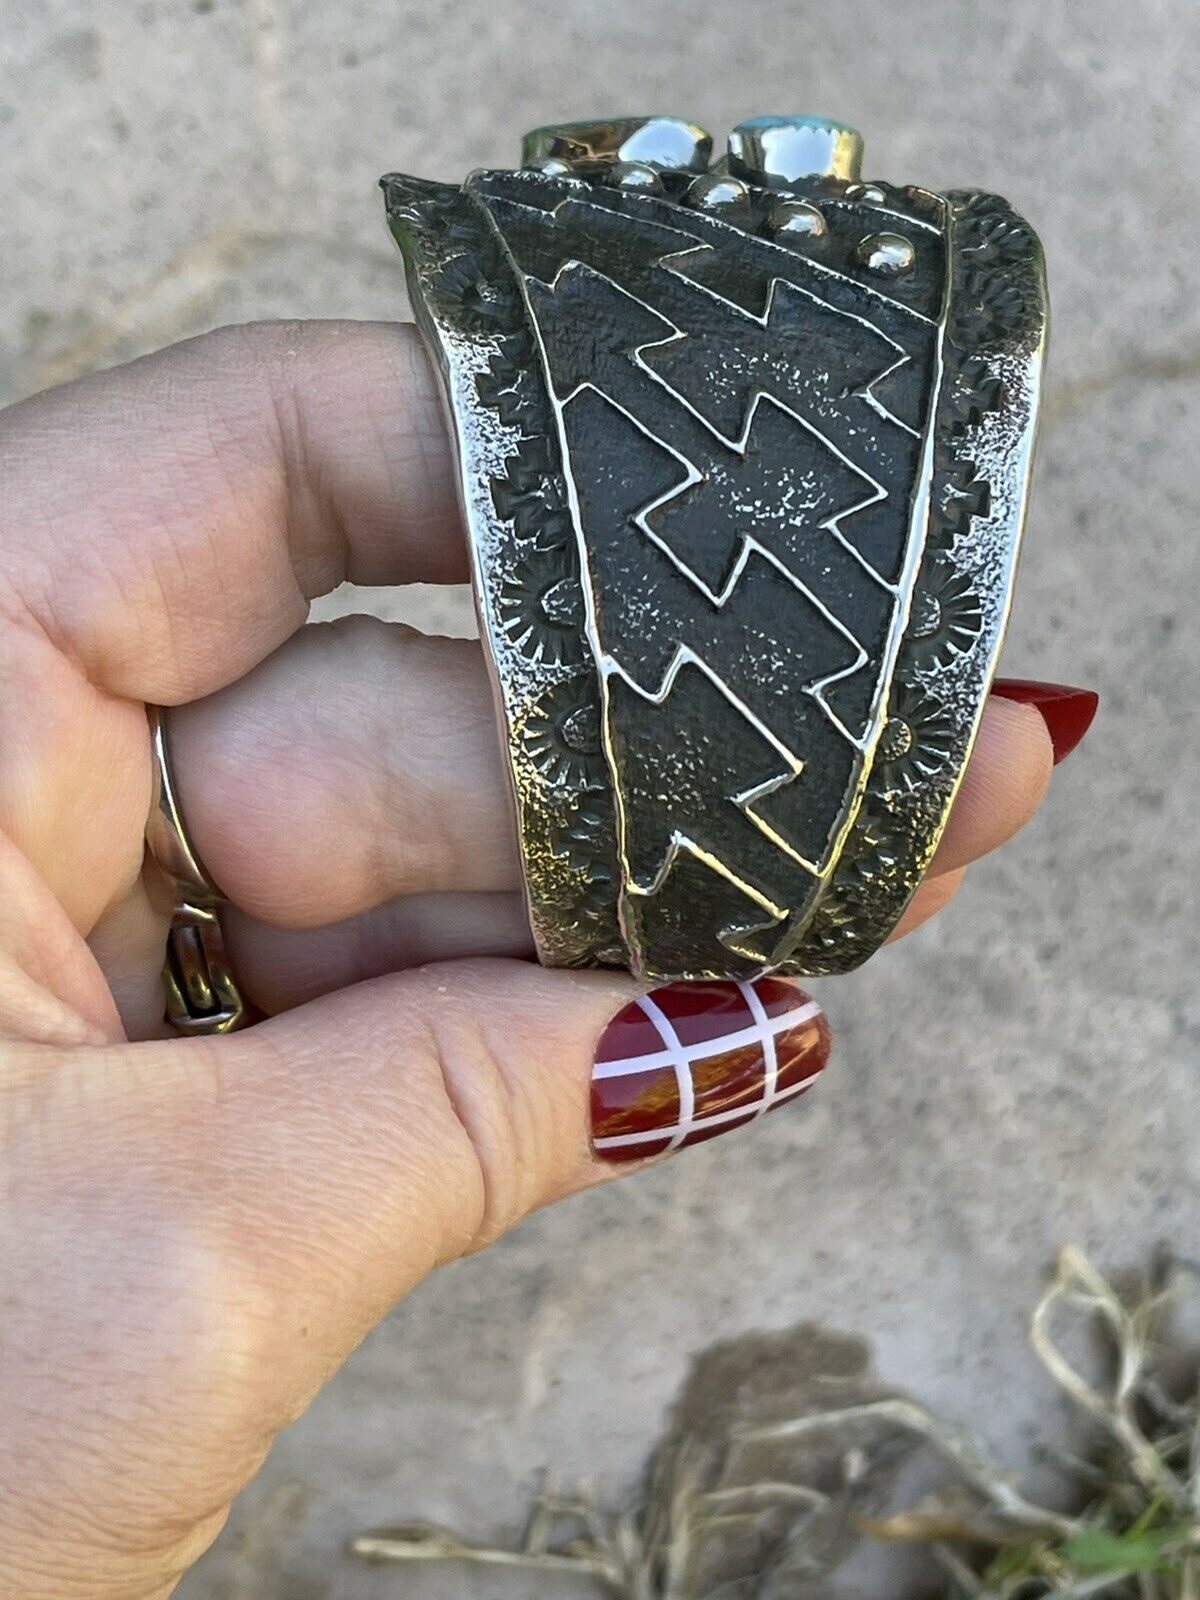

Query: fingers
[
  {"left": 928, "top": 695, "right": 1053, "bottom": 875},
  {"left": 82, "top": 665, "right": 1055, "bottom": 1039},
  {"left": 221, "top": 857, "right": 966, "bottom": 1019},
  {"left": 94, "top": 964, "right": 822, "bottom": 1400},
  {"left": 163, "top": 619, "right": 1055, "bottom": 942},
  {"left": 886, "top": 866, "right": 967, "bottom": 943},
  {"left": 167, "top": 617, "right": 519, "bottom": 926},
  {"left": 0, "top": 321, "right": 460, "bottom": 704},
  {"left": 0, "top": 831, "right": 123, "bottom": 1046},
  {"left": 880, "top": 697, "right": 1052, "bottom": 944},
  {"left": 1, "top": 961, "right": 632, "bottom": 1594},
  {"left": 86, "top": 882, "right": 173, "bottom": 1043},
  {"left": 5, "top": 960, "right": 828, "bottom": 1594},
  {"left": 222, "top": 892, "right": 534, "bottom": 1012},
  {"left": 159, "top": 683, "right": 1053, "bottom": 1019}
]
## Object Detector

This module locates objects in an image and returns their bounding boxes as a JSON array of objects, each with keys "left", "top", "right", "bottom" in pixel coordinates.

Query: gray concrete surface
[{"left": 3, "top": 2, "right": 1198, "bottom": 1594}]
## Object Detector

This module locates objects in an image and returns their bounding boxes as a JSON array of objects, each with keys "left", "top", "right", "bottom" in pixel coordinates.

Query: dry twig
[{"left": 348, "top": 1249, "right": 1200, "bottom": 1598}]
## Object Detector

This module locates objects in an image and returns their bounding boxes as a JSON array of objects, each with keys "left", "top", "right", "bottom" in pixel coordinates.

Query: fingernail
[
  {"left": 992, "top": 678, "right": 1099, "bottom": 765},
  {"left": 591, "top": 979, "right": 830, "bottom": 1163}
]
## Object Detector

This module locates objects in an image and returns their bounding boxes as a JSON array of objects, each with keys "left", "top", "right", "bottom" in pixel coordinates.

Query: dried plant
[{"left": 348, "top": 1248, "right": 1200, "bottom": 1598}]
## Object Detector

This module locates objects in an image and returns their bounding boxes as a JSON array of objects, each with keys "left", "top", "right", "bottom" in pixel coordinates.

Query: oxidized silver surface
[{"left": 382, "top": 117, "right": 1048, "bottom": 981}]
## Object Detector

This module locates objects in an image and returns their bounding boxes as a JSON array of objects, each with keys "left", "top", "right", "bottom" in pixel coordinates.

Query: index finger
[{"left": 0, "top": 320, "right": 462, "bottom": 703}]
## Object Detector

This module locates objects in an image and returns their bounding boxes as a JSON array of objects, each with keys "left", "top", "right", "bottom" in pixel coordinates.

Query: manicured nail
[
  {"left": 992, "top": 678, "right": 1099, "bottom": 764},
  {"left": 591, "top": 979, "right": 830, "bottom": 1163}
]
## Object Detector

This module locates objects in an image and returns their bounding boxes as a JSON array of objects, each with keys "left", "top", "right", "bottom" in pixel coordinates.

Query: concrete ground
[{"left": 3, "top": 2, "right": 1198, "bottom": 1595}]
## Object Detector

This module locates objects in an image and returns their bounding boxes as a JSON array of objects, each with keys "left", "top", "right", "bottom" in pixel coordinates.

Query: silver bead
[
  {"left": 727, "top": 115, "right": 864, "bottom": 187},
  {"left": 610, "top": 160, "right": 664, "bottom": 195},
  {"left": 856, "top": 231, "right": 916, "bottom": 276},
  {"left": 768, "top": 199, "right": 828, "bottom": 240},
  {"left": 687, "top": 172, "right": 751, "bottom": 215},
  {"left": 846, "top": 182, "right": 888, "bottom": 204},
  {"left": 526, "top": 155, "right": 575, "bottom": 178}
]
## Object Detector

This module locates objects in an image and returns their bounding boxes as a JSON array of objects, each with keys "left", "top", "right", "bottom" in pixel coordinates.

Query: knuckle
[
  {"left": 414, "top": 960, "right": 587, "bottom": 1249},
  {"left": 424, "top": 1000, "right": 525, "bottom": 1249}
]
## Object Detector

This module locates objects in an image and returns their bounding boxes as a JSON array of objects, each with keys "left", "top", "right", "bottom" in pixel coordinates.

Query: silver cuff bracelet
[{"left": 382, "top": 116, "right": 1048, "bottom": 982}]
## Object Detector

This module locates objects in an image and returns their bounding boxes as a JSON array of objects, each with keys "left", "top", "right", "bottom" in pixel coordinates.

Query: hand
[{"left": 0, "top": 321, "right": 1088, "bottom": 1599}]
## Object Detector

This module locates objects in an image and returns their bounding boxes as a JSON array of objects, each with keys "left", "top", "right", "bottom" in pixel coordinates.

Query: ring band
[
  {"left": 383, "top": 116, "right": 1048, "bottom": 981},
  {"left": 145, "top": 706, "right": 248, "bottom": 1034}
]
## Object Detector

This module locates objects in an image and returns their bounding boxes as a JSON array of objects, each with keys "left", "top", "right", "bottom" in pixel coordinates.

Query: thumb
[
  {"left": 4, "top": 960, "right": 828, "bottom": 1598},
  {"left": 193, "top": 958, "right": 830, "bottom": 1370}
]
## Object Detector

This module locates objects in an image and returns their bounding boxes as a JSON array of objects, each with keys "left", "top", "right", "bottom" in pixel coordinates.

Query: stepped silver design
[{"left": 382, "top": 118, "right": 1048, "bottom": 980}]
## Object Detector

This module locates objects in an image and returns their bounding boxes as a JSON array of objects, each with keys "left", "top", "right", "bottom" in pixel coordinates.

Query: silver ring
[
  {"left": 146, "top": 706, "right": 248, "bottom": 1034},
  {"left": 382, "top": 116, "right": 1048, "bottom": 981}
]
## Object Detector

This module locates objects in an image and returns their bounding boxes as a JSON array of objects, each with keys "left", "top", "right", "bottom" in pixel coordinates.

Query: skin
[{"left": 0, "top": 320, "right": 1053, "bottom": 1599}]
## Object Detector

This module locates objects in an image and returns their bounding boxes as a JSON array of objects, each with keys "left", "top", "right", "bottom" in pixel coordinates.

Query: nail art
[
  {"left": 992, "top": 678, "right": 1099, "bottom": 764},
  {"left": 591, "top": 978, "right": 830, "bottom": 1163}
]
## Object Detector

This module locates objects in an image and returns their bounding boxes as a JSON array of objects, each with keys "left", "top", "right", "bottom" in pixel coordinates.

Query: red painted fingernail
[
  {"left": 992, "top": 678, "right": 1099, "bottom": 765},
  {"left": 591, "top": 979, "right": 830, "bottom": 1163}
]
